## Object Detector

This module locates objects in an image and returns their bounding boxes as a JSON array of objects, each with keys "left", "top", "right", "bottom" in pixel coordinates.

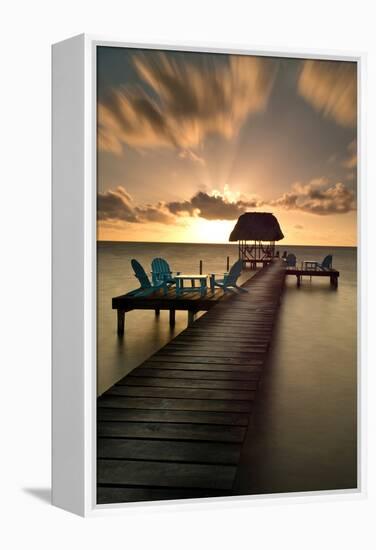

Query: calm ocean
[{"left": 97, "top": 242, "right": 357, "bottom": 493}]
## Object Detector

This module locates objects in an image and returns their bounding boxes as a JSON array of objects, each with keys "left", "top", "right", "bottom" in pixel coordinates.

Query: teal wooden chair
[
  {"left": 317, "top": 255, "right": 333, "bottom": 270},
  {"left": 211, "top": 259, "right": 247, "bottom": 293},
  {"left": 126, "top": 259, "right": 168, "bottom": 297},
  {"left": 286, "top": 253, "right": 297, "bottom": 267},
  {"left": 151, "top": 258, "right": 178, "bottom": 286}
]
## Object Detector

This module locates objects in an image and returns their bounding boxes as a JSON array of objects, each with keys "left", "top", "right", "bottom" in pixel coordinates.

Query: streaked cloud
[
  {"left": 178, "top": 149, "right": 206, "bottom": 166},
  {"left": 98, "top": 52, "right": 277, "bottom": 156},
  {"left": 270, "top": 178, "right": 356, "bottom": 215},
  {"left": 298, "top": 60, "right": 356, "bottom": 127}
]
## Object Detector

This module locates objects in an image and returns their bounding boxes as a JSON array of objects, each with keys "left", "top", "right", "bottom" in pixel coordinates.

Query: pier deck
[
  {"left": 285, "top": 266, "right": 340, "bottom": 287},
  {"left": 97, "top": 260, "right": 285, "bottom": 504}
]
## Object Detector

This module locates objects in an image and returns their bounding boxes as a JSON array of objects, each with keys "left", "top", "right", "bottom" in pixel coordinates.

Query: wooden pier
[
  {"left": 97, "top": 260, "right": 285, "bottom": 504},
  {"left": 285, "top": 266, "right": 339, "bottom": 287}
]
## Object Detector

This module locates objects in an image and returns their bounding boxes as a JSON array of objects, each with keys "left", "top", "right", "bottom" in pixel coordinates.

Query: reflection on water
[
  {"left": 97, "top": 242, "right": 357, "bottom": 493},
  {"left": 235, "top": 248, "right": 357, "bottom": 493}
]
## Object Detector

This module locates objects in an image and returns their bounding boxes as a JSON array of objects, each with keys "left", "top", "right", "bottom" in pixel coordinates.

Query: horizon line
[{"left": 97, "top": 239, "right": 357, "bottom": 248}]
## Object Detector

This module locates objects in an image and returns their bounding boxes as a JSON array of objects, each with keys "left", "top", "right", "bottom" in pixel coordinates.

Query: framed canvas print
[{"left": 52, "top": 35, "right": 365, "bottom": 516}]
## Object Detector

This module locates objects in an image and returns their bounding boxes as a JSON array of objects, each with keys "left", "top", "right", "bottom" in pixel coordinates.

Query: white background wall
[{"left": 1, "top": 0, "right": 375, "bottom": 547}]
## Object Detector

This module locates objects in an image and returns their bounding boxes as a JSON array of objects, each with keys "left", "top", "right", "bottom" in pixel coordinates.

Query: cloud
[
  {"left": 167, "top": 191, "right": 260, "bottom": 221},
  {"left": 97, "top": 186, "right": 139, "bottom": 222},
  {"left": 298, "top": 60, "right": 357, "bottom": 127},
  {"left": 98, "top": 186, "right": 175, "bottom": 224},
  {"left": 98, "top": 177, "right": 356, "bottom": 228},
  {"left": 178, "top": 149, "right": 206, "bottom": 166},
  {"left": 98, "top": 52, "right": 277, "bottom": 155},
  {"left": 270, "top": 178, "right": 356, "bottom": 215},
  {"left": 98, "top": 186, "right": 262, "bottom": 225}
]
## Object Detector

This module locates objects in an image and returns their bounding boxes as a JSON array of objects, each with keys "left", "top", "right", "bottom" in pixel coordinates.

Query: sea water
[{"left": 97, "top": 242, "right": 357, "bottom": 493}]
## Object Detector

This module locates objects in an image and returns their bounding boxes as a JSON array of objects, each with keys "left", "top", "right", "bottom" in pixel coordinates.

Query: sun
[{"left": 188, "top": 217, "right": 234, "bottom": 244}]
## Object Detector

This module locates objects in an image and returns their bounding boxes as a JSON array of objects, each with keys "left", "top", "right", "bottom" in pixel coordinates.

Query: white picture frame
[{"left": 52, "top": 34, "right": 366, "bottom": 517}]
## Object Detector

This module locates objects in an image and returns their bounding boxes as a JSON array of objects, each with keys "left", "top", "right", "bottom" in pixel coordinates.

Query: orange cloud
[
  {"left": 270, "top": 178, "right": 356, "bottom": 215},
  {"left": 97, "top": 186, "right": 176, "bottom": 224},
  {"left": 98, "top": 52, "right": 277, "bottom": 155},
  {"left": 298, "top": 60, "right": 357, "bottom": 127},
  {"left": 98, "top": 186, "right": 262, "bottom": 225}
]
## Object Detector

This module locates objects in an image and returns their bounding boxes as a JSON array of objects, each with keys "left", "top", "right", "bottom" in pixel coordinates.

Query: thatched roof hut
[
  {"left": 229, "top": 212, "right": 284, "bottom": 242},
  {"left": 229, "top": 212, "right": 284, "bottom": 266}
]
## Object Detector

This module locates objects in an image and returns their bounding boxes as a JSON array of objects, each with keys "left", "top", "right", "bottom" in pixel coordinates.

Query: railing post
[
  {"left": 169, "top": 309, "right": 176, "bottom": 326},
  {"left": 226, "top": 256, "right": 230, "bottom": 271},
  {"left": 188, "top": 310, "right": 195, "bottom": 326},
  {"left": 199, "top": 260, "right": 203, "bottom": 274},
  {"left": 117, "top": 309, "right": 125, "bottom": 336}
]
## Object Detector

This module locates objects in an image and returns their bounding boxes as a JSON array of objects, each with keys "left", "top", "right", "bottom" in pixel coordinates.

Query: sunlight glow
[{"left": 187, "top": 217, "right": 235, "bottom": 244}]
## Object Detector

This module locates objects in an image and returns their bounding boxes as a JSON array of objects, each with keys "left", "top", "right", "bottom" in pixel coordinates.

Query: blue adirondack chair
[
  {"left": 151, "top": 258, "right": 178, "bottom": 286},
  {"left": 211, "top": 259, "right": 248, "bottom": 293},
  {"left": 286, "top": 253, "right": 297, "bottom": 267},
  {"left": 126, "top": 259, "right": 168, "bottom": 297},
  {"left": 317, "top": 255, "right": 333, "bottom": 270}
]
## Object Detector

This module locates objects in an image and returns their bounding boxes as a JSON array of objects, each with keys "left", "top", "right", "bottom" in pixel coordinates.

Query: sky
[{"left": 97, "top": 47, "right": 357, "bottom": 245}]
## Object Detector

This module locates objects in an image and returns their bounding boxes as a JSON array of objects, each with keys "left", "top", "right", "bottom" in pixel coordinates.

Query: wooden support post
[
  {"left": 117, "top": 309, "right": 125, "bottom": 336},
  {"left": 226, "top": 256, "right": 230, "bottom": 271},
  {"left": 330, "top": 275, "right": 338, "bottom": 288},
  {"left": 169, "top": 309, "right": 176, "bottom": 326},
  {"left": 155, "top": 308, "right": 160, "bottom": 316},
  {"left": 199, "top": 260, "right": 203, "bottom": 275},
  {"left": 188, "top": 310, "right": 195, "bottom": 326}
]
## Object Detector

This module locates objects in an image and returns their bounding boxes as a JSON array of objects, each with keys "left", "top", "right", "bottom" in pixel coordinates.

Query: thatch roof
[{"left": 229, "top": 212, "right": 284, "bottom": 242}]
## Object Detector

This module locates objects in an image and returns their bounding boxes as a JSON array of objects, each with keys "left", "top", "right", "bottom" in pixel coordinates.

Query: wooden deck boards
[
  {"left": 97, "top": 260, "right": 285, "bottom": 505},
  {"left": 285, "top": 266, "right": 339, "bottom": 287}
]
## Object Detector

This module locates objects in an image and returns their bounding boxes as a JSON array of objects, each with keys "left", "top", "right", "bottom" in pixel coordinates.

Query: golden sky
[{"left": 97, "top": 49, "right": 357, "bottom": 246}]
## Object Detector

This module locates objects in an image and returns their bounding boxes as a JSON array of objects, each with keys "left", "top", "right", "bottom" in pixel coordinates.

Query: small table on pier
[
  {"left": 303, "top": 260, "right": 319, "bottom": 270},
  {"left": 174, "top": 274, "right": 209, "bottom": 297}
]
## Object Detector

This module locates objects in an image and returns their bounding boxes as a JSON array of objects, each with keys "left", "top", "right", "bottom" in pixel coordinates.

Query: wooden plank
[
  {"left": 153, "top": 349, "right": 266, "bottom": 359},
  {"left": 166, "top": 341, "right": 268, "bottom": 351},
  {"left": 97, "top": 459, "right": 236, "bottom": 490},
  {"left": 97, "top": 438, "right": 241, "bottom": 464},
  {"left": 183, "top": 325, "right": 273, "bottom": 332},
  {"left": 98, "top": 421, "right": 246, "bottom": 442},
  {"left": 180, "top": 332, "right": 270, "bottom": 341},
  {"left": 130, "top": 367, "right": 261, "bottom": 381},
  {"left": 177, "top": 336, "right": 270, "bottom": 344},
  {"left": 97, "top": 395, "right": 253, "bottom": 412},
  {"left": 163, "top": 346, "right": 267, "bottom": 355},
  {"left": 187, "top": 325, "right": 273, "bottom": 334},
  {"left": 97, "top": 407, "right": 250, "bottom": 426},
  {"left": 150, "top": 355, "right": 265, "bottom": 364},
  {"left": 143, "top": 359, "right": 263, "bottom": 370},
  {"left": 120, "top": 376, "right": 258, "bottom": 390},
  {"left": 108, "top": 385, "right": 256, "bottom": 401}
]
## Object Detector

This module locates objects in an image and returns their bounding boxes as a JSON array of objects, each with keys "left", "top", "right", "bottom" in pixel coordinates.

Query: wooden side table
[{"left": 174, "top": 274, "right": 208, "bottom": 297}]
